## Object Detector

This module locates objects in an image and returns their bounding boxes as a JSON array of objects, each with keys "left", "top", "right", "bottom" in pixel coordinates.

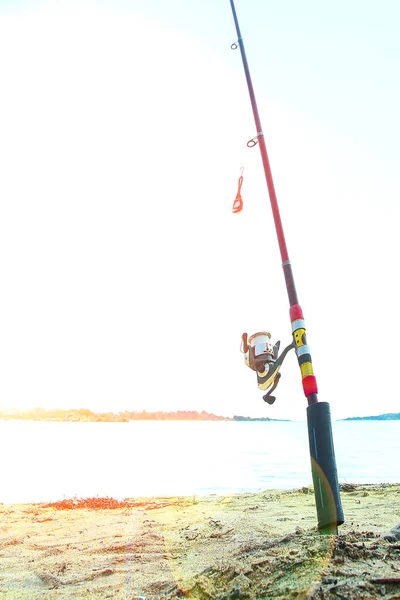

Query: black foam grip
[{"left": 307, "top": 402, "right": 344, "bottom": 530}]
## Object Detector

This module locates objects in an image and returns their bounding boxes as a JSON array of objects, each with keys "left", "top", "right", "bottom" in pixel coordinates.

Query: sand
[{"left": 0, "top": 484, "right": 399, "bottom": 599}]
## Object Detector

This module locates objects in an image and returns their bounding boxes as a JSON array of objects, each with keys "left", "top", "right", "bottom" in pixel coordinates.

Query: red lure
[{"left": 232, "top": 167, "right": 244, "bottom": 213}]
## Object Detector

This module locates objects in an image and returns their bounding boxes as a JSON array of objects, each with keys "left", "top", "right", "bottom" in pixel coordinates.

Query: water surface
[{"left": 0, "top": 419, "right": 398, "bottom": 503}]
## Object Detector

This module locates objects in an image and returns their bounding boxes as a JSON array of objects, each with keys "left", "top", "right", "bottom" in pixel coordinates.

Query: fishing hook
[{"left": 231, "top": 38, "right": 242, "bottom": 50}]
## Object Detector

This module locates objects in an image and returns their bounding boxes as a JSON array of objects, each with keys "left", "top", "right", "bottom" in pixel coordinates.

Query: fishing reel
[{"left": 241, "top": 332, "right": 295, "bottom": 404}]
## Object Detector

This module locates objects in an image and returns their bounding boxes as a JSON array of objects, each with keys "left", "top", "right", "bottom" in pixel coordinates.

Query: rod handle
[{"left": 307, "top": 401, "right": 344, "bottom": 532}]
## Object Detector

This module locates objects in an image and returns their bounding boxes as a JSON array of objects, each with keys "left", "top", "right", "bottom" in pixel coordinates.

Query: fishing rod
[{"left": 229, "top": 0, "right": 344, "bottom": 534}]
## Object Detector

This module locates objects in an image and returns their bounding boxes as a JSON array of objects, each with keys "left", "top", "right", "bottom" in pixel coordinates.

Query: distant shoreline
[
  {"left": 339, "top": 413, "right": 400, "bottom": 421},
  {"left": 2, "top": 408, "right": 399, "bottom": 422},
  {"left": 0, "top": 408, "right": 290, "bottom": 423}
]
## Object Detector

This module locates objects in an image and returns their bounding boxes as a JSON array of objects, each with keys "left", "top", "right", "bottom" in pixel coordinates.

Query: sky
[{"left": 0, "top": 0, "right": 399, "bottom": 420}]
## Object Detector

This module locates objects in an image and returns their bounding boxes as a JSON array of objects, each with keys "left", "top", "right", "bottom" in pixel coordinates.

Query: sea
[{"left": 0, "top": 419, "right": 399, "bottom": 504}]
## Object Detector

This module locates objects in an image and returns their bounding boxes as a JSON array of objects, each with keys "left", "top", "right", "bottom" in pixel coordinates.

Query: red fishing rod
[{"left": 229, "top": 0, "right": 344, "bottom": 533}]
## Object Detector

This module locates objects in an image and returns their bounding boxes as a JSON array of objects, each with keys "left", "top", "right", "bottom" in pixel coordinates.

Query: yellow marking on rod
[
  {"left": 293, "top": 328, "right": 306, "bottom": 347},
  {"left": 301, "top": 362, "right": 314, "bottom": 377}
]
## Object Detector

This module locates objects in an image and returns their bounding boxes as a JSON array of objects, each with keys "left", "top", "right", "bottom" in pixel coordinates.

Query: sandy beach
[{"left": 0, "top": 483, "right": 399, "bottom": 599}]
